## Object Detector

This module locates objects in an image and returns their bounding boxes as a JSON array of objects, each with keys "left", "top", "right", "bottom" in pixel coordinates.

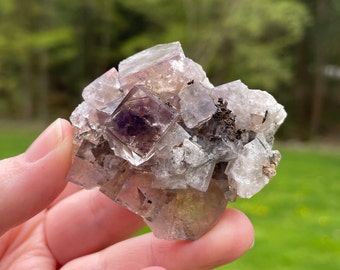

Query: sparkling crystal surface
[
  {"left": 82, "top": 67, "right": 122, "bottom": 109},
  {"left": 67, "top": 42, "right": 287, "bottom": 240},
  {"left": 179, "top": 83, "right": 217, "bottom": 128},
  {"left": 106, "top": 85, "right": 177, "bottom": 163}
]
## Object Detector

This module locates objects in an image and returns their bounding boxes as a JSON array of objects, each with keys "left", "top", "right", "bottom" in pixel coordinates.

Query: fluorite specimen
[{"left": 67, "top": 42, "right": 287, "bottom": 240}]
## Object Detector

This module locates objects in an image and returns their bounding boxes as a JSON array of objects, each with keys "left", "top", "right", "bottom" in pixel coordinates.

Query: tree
[
  {"left": 0, "top": 0, "right": 74, "bottom": 119},
  {"left": 112, "top": 0, "right": 310, "bottom": 91},
  {"left": 3, "top": 0, "right": 338, "bottom": 140},
  {"left": 292, "top": 0, "right": 340, "bottom": 139}
]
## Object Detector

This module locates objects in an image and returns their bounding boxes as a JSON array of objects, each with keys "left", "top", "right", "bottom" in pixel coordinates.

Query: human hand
[{"left": 0, "top": 119, "right": 254, "bottom": 270}]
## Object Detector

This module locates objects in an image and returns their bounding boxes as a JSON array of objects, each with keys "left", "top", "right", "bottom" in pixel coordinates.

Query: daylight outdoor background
[{"left": 0, "top": 1, "right": 339, "bottom": 269}]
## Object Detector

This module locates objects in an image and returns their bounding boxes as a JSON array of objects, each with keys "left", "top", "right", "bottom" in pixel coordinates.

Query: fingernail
[
  {"left": 250, "top": 239, "right": 255, "bottom": 249},
  {"left": 25, "top": 119, "right": 66, "bottom": 163}
]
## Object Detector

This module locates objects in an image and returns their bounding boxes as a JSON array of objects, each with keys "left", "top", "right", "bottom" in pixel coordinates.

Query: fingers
[
  {"left": 0, "top": 119, "right": 73, "bottom": 236},
  {"left": 49, "top": 182, "right": 83, "bottom": 207},
  {"left": 45, "top": 189, "right": 145, "bottom": 265},
  {"left": 141, "top": 266, "right": 167, "bottom": 270},
  {"left": 61, "top": 208, "right": 254, "bottom": 270}
]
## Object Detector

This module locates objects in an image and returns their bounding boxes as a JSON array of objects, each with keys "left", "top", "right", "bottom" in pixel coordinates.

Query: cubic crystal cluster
[{"left": 67, "top": 42, "right": 287, "bottom": 240}]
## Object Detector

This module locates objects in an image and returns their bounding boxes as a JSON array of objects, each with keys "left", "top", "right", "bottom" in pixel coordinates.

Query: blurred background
[{"left": 0, "top": 0, "right": 339, "bottom": 269}]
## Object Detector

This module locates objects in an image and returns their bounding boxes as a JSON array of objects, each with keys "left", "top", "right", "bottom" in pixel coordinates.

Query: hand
[{"left": 0, "top": 119, "right": 254, "bottom": 270}]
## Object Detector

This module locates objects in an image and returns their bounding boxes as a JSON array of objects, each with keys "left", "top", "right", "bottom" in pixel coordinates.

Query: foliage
[
  {"left": 0, "top": 0, "right": 309, "bottom": 116},
  {"left": 112, "top": 0, "right": 311, "bottom": 90},
  {"left": 274, "top": 0, "right": 340, "bottom": 140},
  {"left": 0, "top": 0, "right": 338, "bottom": 139}
]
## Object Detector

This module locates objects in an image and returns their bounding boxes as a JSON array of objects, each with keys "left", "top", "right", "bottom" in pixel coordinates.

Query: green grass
[
  {"left": 1, "top": 122, "right": 339, "bottom": 269},
  {"left": 218, "top": 145, "right": 340, "bottom": 270},
  {"left": 0, "top": 120, "right": 45, "bottom": 158}
]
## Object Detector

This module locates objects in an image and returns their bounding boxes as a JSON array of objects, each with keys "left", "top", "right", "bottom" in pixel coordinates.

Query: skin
[{"left": 0, "top": 119, "right": 254, "bottom": 270}]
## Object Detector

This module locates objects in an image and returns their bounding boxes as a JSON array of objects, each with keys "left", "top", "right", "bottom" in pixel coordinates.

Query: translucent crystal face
[
  {"left": 67, "top": 41, "right": 287, "bottom": 240},
  {"left": 107, "top": 85, "right": 177, "bottom": 159}
]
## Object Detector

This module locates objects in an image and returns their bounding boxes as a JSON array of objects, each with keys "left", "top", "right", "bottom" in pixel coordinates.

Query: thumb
[{"left": 0, "top": 119, "right": 73, "bottom": 236}]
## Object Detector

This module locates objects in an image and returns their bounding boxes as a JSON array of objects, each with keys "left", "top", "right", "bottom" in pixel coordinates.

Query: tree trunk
[
  {"left": 37, "top": 49, "right": 49, "bottom": 121},
  {"left": 309, "top": 0, "right": 328, "bottom": 137},
  {"left": 293, "top": 36, "right": 310, "bottom": 140},
  {"left": 22, "top": 56, "right": 33, "bottom": 119}
]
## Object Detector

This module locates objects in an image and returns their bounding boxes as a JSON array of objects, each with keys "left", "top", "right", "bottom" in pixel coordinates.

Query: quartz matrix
[{"left": 68, "top": 42, "right": 287, "bottom": 240}]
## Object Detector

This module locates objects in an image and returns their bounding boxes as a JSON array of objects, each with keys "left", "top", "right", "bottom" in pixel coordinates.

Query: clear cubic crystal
[
  {"left": 179, "top": 83, "right": 217, "bottom": 128},
  {"left": 107, "top": 85, "right": 177, "bottom": 161},
  {"left": 82, "top": 67, "right": 123, "bottom": 109}
]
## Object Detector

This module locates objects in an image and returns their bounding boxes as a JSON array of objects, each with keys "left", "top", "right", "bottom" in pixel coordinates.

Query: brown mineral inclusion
[{"left": 67, "top": 42, "right": 286, "bottom": 240}]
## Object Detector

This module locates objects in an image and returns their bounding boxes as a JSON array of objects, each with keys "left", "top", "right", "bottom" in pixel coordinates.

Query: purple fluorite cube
[{"left": 106, "top": 85, "right": 177, "bottom": 159}]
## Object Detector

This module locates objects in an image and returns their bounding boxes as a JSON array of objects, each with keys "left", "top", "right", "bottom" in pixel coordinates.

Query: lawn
[
  {"left": 218, "top": 144, "right": 340, "bottom": 270},
  {"left": 0, "top": 120, "right": 45, "bottom": 159},
  {"left": 1, "top": 121, "right": 339, "bottom": 270}
]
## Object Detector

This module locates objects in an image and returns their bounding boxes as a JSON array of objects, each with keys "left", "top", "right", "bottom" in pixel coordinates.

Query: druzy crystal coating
[{"left": 67, "top": 42, "right": 287, "bottom": 240}]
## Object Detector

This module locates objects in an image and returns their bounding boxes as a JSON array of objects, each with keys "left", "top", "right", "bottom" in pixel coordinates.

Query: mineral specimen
[{"left": 67, "top": 41, "right": 287, "bottom": 240}]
